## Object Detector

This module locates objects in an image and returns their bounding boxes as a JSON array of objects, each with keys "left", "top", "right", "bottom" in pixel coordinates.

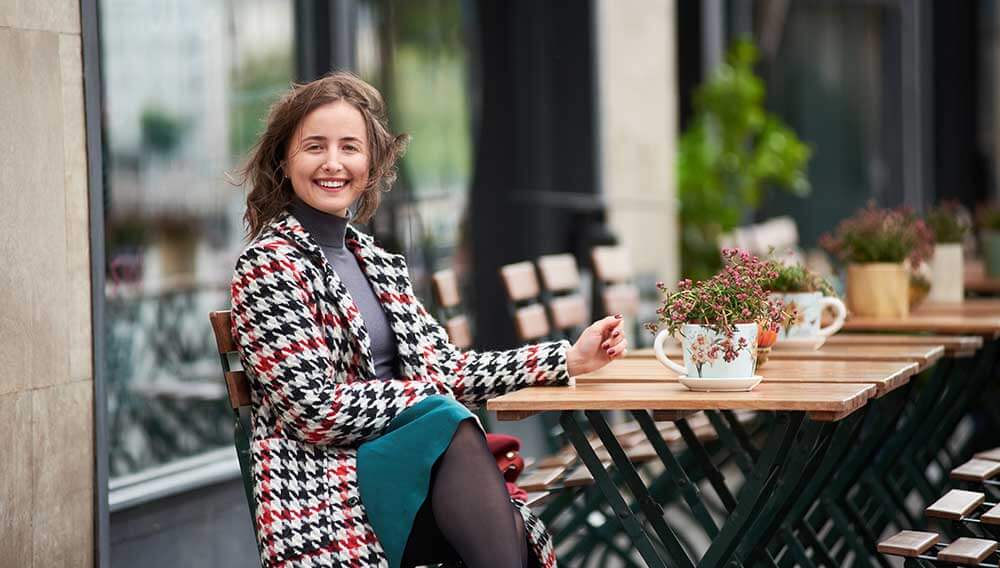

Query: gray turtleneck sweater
[{"left": 290, "top": 198, "right": 400, "bottom": 380}]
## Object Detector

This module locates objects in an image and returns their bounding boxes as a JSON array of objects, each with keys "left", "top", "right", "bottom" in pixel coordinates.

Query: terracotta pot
[
  {"left": 846, "top": 263, "right": 909, "bottom": 318},
  {"left": 928, "top": 243, "right": 964, "bottom": 302},
  {"left": 983, "top": 230, "right": 1000, "bottom": 278}
]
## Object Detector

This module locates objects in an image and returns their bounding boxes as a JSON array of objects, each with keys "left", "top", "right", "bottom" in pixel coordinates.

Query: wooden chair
[
  {"left": 499, "top": 261, "right": 553, "bottom": 343},
  {"left": 536, "top": 253, "right": 589, "bottom": 340},
  {"left": 590, "top": 245, "right": 641, "bottom": 320},
  {"left": 431, "top": 269, "right": 473, "bottom": 349},
  {"left": 207, "top": 310, "right": 260, "bottom": 549}
]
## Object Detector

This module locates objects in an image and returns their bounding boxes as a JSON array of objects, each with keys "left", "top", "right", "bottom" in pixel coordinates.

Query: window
[{"left": 100, "top": 0, "right": 294, "bottom": 479}]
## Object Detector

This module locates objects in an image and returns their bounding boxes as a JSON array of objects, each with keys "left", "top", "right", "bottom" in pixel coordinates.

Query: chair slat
[
  {"left": 550, "top": 294, "right": 588, "bottom": 330},
  {"left": 937, "top": 538, "right": 997, "bottom": 565},
  {"left": 602, "top": 283, "right": 640, "bottom": 317},
  {"left": 432, "top": 269, "right": 462, "bottom": 309},
  {"left": 591, "top": 245, "right": 633, "bottom": 283},
  {"left": 209, "top": 310, "right": 237, "bottom": 354},
  {"left": 877, "top": 531, "right": 940, "bottom": 557},
  {"left": 537, "top": 254, "right": 581, "bottom": 293},
  {"left": 951, "top": 459, "right": 1000, "bottom": 482},
  {"left": 975, "top": 447, "right": 1000, "bottom": 462},
  {"left": 444, "top": 315, "right": 472, "bottom": 350},
  {"left": 514, "top": 304, "right": 550, "bottom": 342},
  {"left": 982, "top": 503, "right": 1000, "bottom": 525},
  {"left": 500, "top": 262, "right": 541, "bottom": 302},
  {"left": 926, "top": 489, "right": 985, "bottom": 520},
  {"left": 225, "top": 370, "right": 252, "bottom": 410}
]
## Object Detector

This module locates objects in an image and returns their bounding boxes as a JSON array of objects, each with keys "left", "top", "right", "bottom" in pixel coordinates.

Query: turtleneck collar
[{"left": 289, "top": 197, "right": 349, "bottom": 249}]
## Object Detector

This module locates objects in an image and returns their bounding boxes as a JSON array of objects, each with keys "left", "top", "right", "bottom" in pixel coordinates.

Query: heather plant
[
  {"left": 926, "top": 201, "right": 970, "bottom": 244},
  {"left": 648, "top": 248, "right": 787, "bottom": 339},
  {"left": 820, "top": 203, "right": 934, "bottom": 268}
]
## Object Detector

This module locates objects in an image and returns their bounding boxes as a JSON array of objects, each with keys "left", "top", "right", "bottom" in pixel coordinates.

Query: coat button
[{"left": 347, "top": 497, "right": 360, "bottom": 507}]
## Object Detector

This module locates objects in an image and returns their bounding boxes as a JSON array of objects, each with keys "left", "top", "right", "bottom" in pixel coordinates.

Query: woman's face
[{"left": 285, "top": 100, "right": 370, "bottom": 217}]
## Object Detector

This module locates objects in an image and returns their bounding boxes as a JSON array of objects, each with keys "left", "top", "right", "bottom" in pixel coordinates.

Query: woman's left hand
[{"left": 566, "top": 315, "right": 628, "bottom": 377}]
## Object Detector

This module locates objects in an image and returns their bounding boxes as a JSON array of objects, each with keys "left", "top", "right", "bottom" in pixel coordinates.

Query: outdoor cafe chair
[{"left": 207, "top": 310, "right": 262, "bottom": 561}]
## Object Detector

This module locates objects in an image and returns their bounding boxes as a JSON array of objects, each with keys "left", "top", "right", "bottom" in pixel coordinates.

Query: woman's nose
[{"left": 322, "top": 152, "right": 343, "bottom": 172}]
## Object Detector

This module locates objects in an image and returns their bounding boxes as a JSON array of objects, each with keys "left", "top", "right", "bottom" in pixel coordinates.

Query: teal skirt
[{"left": 357, "top": 395, "right": 476, "bottom": 568}]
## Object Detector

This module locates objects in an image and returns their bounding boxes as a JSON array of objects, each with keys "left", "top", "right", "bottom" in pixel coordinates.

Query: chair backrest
[
  {"left": 499, "top": 261, "right": 552, "bottom": 342},
  {"left": 430, "top": 269, "right": 473, "bottom": 350},
  {"left": 591, "top": 245, "right": 640, "bottom": 318},
  {"left": 208, "top": 310, "right": 251, "bottom": 411},
  {"left": 431, "top": 269, "right": 462, "bottom": 309},
  {"left": 536, "top": 253, "right": 581, "bottom": 293},
  {"left": 207, "top": 309, "right": 260, "bottom": 547},
  {"left": 718, "top": 215, "right": 802, "bottom": 260},
  {"left": 536, "top": 253, "right": 588, "bottom": 333}
]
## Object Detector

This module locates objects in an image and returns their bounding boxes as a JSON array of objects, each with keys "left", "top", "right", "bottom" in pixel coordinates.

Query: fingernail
[
  {"left": 606, "top": 349, "right": 613, "bottom": 356},
  {"left": 602, "top": 342, "right": 609, "bottom": 349},
  {"left": 615, "top": 314, "right": 623, "bottom": 319},
  {"left": 613, "top": 330, "right": 620, "bottom": 337}
]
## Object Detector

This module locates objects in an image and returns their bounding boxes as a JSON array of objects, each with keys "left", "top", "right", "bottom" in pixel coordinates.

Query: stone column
[
  {"left": 0, "top": 1, "right": 94, "bottom": 566},
  {"left": 594, "top": 0, "right": 679, "bottom": 287}
]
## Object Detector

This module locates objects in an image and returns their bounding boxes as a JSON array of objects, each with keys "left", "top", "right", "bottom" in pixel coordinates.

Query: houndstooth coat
[{"left": 230, "top": 213, "right": 571, "bottom": 567}]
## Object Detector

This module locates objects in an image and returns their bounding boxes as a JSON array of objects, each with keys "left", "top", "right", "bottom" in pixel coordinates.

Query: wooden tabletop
[
  {"left": 633, "top": 343, "right": 944, "bottom": 372},
  {"left": 915, "top": 299, "right": 1000, "bottom": 317},
  {"left": 824, "top": 333, "right": 983, "bottom": 358},
  {"left": 965, "top": 260, "right": 1000, "bottom": 294},
  {"left": 487, "top": 382, "right": 877, "bottom": 422},
  {"left": 842, "top": 314, "right": 1000, "bottom": 337},
  {"left": 578, "top": 358, "right": 916, "bottom": 397}
]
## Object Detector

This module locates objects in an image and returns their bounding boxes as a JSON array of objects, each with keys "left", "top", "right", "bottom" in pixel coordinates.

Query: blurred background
[{"left": 5, "top": 0, "right": 1000, "bottom": 566}]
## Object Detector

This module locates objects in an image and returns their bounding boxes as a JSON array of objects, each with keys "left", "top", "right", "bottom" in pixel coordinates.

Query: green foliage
[
  {"left": 926, "top": 202, "right": 970, "bottom": 243},
  {"left": 140, "top": 106, "right": 185, "bottom": 156},
  {"left": 762, "top": 260, "right": 835, "bottom": 296},
  {"left": 678, "top": 40, "right": 812, "bottom": 280},
  {"left": 976, "top": 204, "right": 1000, "bottom": 232}
]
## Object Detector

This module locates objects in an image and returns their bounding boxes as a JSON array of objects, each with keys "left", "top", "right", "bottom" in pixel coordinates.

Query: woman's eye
[
  {"left": 305, "top": 144, "right": 322, "bottom": 151},
  {"left": 343, "top": 145, "right": 358, "bottom": 153}
]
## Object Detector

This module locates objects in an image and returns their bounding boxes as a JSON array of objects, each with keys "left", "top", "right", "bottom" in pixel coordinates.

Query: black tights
[{"left": 401, "top": 420, "right": 531, "bottom": 568}]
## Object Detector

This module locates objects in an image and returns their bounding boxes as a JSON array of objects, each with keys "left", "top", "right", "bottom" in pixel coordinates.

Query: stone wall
[{"left": 0, "top": 0, "right": 94, "bottom": 566}]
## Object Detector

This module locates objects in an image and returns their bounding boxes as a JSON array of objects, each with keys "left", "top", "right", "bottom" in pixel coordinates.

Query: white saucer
[
  {"left": 678, "top": 376, "right": 762, "bottom": 392},
  {"left": 772, "top": 336, "right": 826, "bottom": 351}
]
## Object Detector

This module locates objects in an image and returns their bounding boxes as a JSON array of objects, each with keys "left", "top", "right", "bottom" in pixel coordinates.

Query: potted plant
[
  {"left": 647, "top": 249, "right": 786, "bottom": 391},
  {"left": 677, "top": 39, "right": 812, "bottom": 281},
  {"left": 925, "top": 202, "right": 970, "bottom": 302},
  {"left": 976, "top": 204, "right": 1000, "bottom": 278},
  {"left": 820, "top": 204, "right": 934, "bottom": 318},
  {"left": 761, "top": 259, "right": 847, "bottom": 344}
]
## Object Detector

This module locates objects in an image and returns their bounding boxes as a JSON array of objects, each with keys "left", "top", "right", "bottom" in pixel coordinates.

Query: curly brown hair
[{"left": 235, "top": 71, "right": 409, "bottom": 242}]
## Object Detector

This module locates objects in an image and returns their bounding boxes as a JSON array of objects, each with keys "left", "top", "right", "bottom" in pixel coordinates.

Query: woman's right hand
[{"left": 566, "top": 315, "right": 628, "bottom": 377}]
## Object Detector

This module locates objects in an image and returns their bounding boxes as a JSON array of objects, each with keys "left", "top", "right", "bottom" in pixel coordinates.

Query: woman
[{"left": 231, "top": 72, "right": 627, "bottom": 568}]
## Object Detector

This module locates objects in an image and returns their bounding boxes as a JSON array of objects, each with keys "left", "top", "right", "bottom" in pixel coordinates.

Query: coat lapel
[
  {"left": 345, "top": 226, "right": 426, "bottom": 380},
  {"left": 270, "top": 213, "right": 376, "bottom": 381}
]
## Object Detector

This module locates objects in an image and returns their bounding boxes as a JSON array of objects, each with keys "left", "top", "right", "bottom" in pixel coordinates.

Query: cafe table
[
  {"left": 839, "top": 312, "right": 1000, "bottom": 547},
  {"left": 488, "top": 364, "right": 884, "bottom": 567},
  {"left": 964, "top": 259, "right": 1000, "bottom": 295}
]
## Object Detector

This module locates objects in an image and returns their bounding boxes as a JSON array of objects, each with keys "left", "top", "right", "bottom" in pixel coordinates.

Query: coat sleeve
[
  {"left": 398, "top": 264, "right": 572, "bottom": 407},
  {"left": 231, "top": 245, "right": 451, "bottom": 446}
]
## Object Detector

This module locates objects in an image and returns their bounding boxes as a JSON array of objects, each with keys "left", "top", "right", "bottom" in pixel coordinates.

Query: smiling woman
[{"left": 230, "top": 72, "right": 628, "bottom": 567}]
